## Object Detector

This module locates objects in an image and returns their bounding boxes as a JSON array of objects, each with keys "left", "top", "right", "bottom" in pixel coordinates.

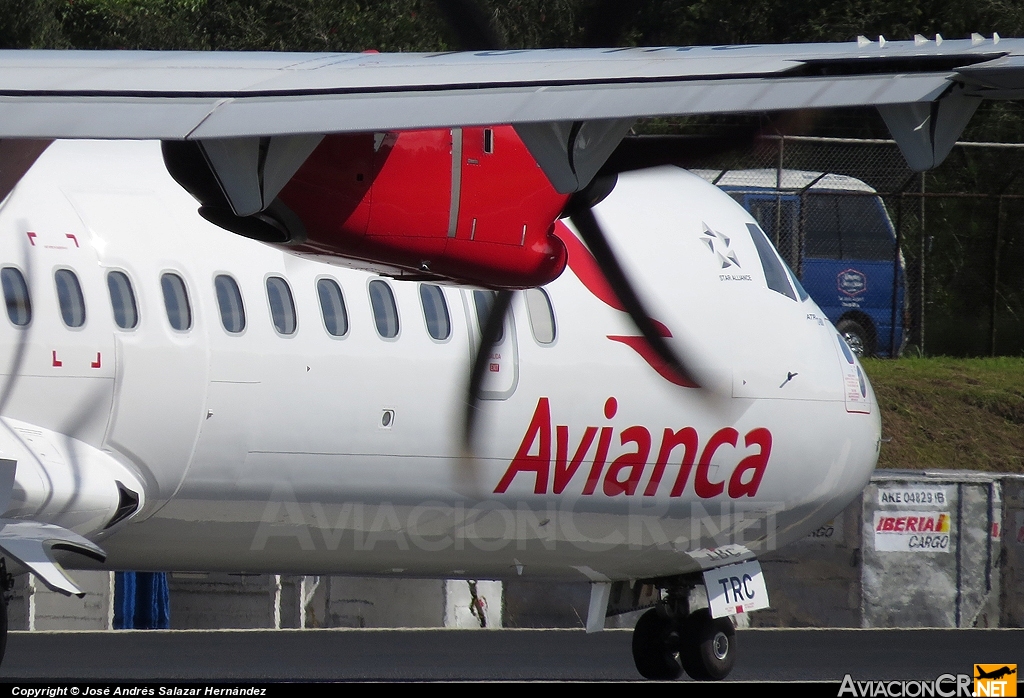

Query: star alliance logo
[{"left": 700, "top": 223, "right": 740, "bottom": 269}]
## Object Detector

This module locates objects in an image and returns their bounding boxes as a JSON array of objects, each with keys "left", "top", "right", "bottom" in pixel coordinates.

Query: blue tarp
[{"left": 113, "top": 572, "right": 170, "bottom": 629}]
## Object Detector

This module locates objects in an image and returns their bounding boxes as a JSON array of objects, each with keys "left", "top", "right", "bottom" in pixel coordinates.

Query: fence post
[
  {"left": 918, "top": 172, "right": 926, "bottom": 354},
  {"left": 891, "top": 193, "right": 904, "bottom": 357},
  {"left": 774, "top": 136, "right": 784, "bottom": 247}
]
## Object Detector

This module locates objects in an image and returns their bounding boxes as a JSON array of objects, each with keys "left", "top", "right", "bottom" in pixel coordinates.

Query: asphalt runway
[{"left": 0, "top": 628, "right": 1020, "bottom": 682}]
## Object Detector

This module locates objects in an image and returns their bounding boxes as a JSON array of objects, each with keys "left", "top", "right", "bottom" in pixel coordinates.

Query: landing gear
[
  {"left": 679, "top": 609, "right": 736, "bottom": 680},
  {"left": 631, "top": 608, "right": 682, "bottom": 680},
  {"left": 631, "top": 586, "right": 737, "bottom": 681}
]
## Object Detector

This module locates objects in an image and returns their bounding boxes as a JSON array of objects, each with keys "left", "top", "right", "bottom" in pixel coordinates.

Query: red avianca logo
[
  {"left": 554, "top": 222, "right": 697, "bottom": 388},
  {"left": 494, "top": 397, "right": 772, "bottom": 498}
]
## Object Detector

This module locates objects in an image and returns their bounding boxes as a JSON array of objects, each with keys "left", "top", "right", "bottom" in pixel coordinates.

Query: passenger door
[{"left": 463, "top": 289, "right": 519, "bottom": 399}]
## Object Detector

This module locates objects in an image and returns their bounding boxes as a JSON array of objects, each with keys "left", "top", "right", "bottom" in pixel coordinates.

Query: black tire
[
  {"left": 679, "top": 609, "right": 736, "bottom": 681},
  {"left": 631, "top": 608, "right": 682, "bottom": 680},
  {"left": 837, "top": 318, "right": 873, "bottom": 358}
]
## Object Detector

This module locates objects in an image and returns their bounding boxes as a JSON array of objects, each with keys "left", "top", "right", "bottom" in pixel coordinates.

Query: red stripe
[
  {"left": 555, "top": 222, "right": 694, "bottom": 387},
  {"left": 607, "top": 335, "right": 698, "bottom": 388},
  {"left": 554, "top": 221, "right": 672, "bottom": 336}
]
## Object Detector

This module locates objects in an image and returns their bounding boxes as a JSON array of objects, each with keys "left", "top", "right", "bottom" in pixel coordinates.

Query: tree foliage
[{"left": 8, "top": 0, "right": 1024, "bottom": 52}]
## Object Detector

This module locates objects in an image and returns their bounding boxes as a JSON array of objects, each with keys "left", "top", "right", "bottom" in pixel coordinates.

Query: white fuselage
[{"left": 0, "top": 140, "right": 880, "bottom": 582}]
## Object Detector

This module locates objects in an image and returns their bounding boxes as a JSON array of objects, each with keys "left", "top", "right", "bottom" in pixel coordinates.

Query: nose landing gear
[{"left": 631, "top": 585, "right": 736, "bottom": 681}]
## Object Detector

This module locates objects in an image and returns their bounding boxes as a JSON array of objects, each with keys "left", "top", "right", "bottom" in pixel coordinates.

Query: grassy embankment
[{"left": 860, "top": 357, "right": 1024, "bottom": 473}]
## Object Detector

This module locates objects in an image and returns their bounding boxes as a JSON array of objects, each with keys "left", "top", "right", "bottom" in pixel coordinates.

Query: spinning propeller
[
  {"left": 435, "top": 2, "right": 751, "bottom": 451},
  {"left": 0, "top": 140, "right": 51, "bottom": 418}
]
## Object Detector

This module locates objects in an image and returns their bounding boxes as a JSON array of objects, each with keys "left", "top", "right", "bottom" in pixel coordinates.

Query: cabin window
[
  {"left": 215, "top": 274, "right": 246, "bottom": 334},
  {"left": 483, "top": 128, "right": 494, "bottom": 154},
  {"left": 473, "top": 290, "right": 504, "bottom": 342},
  {"left": 160, "top": 272, "right": 192, "bottom": 331},
  {"left": 107, "top": 271, "right": 138, "bottom": 330},
  {"left": 266, "top": 276, "right": 297, "bottom": 336},
  {"left": 317, "top": 278, "right": 348, "bottom": 337},
  {"left": 368, "top": 279, "right": 399, "bottom": 338},
  {"left": 525, "top": 287, "right": 556, "bottom": 344},
  {"left": 1, "top": 267, "right": 31, "bottom": 327},
  {"left": 55, "top": 269, "right": 86, "bottom": 328},
  {"left": 419, "top": 284, "right": 450, "bottom": 341}
]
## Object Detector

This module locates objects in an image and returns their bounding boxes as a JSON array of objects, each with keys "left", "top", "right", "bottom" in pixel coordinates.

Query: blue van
[{"left": 698, "top": 170, "right": 907, "bottom": 357}]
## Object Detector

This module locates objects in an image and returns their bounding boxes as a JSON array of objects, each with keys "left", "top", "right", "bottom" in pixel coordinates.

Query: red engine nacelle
[{"left": 276, "top": 126, "right": 570, "bottom": 289}]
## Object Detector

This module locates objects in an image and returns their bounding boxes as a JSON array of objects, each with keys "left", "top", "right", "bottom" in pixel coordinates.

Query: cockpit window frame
[{"left": 746, "top": 223, "right": 799, "bottom": 302}]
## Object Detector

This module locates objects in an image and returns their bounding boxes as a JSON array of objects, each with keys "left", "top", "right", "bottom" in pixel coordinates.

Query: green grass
[{"left": 861, "top": 357, "right": 1024, "bottom": 473}]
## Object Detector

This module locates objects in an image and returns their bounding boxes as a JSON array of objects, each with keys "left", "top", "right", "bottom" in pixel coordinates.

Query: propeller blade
[
  {"left": 0, "top": 141, "right": 52, "bottom": 204},
  {"left": 0, "top": 224, "right": 36, "bottom": 417},
  {"left": 566, "top": 199, "right": 704, "bottom": 390},
  {"left": 429, "top": 0, "right": 512, "bottom": 463},
  {"left": 579, "top": 0, "right": 644, "bottom": 47},
  {"left": 463, "top": 289, "right": 514, "bottom": 451},
  {"left": 432, "top": 0, "right": 503, "bottom": 51}
]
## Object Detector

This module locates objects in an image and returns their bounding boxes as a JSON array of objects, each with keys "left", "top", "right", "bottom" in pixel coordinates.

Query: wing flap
[
  {"left": 957, "top": 54, "right": 1024, "bottom": 93},
  {"left": 0, "top": 96, "right": 221, "bottom": 139}
]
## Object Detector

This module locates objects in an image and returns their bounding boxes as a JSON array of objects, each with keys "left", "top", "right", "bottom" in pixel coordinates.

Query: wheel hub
[{"left": 712, "top": 631, "right": 729, "bottom": 660}]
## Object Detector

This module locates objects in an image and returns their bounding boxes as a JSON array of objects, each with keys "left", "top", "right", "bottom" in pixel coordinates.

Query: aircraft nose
[{"left": 829, "top": 332, "right": 883, "bottom": 502}]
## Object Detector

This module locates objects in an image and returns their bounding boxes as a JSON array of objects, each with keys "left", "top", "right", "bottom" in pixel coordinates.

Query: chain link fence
[{"left": 690, "top": 135, "right": 1024, "bottom": 357}]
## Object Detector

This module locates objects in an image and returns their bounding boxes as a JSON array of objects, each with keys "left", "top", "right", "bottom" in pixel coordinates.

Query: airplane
[
  {"left": 976, "top": 666, "right": 1017, "bottom": 681},
  {"left": 0, "top": 34, "right": 1022, "bottom": 680}
]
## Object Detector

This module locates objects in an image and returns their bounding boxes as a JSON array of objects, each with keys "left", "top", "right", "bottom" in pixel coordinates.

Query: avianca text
[{"left": 494, "top": 397, "right": 771, "bottom": 499}]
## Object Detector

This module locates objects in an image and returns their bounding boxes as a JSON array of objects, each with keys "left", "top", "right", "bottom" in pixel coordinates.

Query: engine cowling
[
  {"left": 164, "top": 126, "right": 571, "bottom": 289},
  {"left": 277, "top": 126, "right": 570, "bottom": 288}
]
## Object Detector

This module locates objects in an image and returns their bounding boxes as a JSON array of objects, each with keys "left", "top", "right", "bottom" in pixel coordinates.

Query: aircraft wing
[{"left": 0, "top": 36, "right": 1022, "bottom": 141}]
